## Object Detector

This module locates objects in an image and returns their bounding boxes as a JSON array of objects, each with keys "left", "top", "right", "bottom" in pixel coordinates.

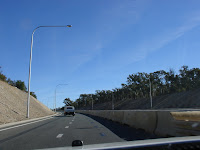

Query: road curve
[{"left": 0, "top": 113, "right": 156, "bottom": 150}]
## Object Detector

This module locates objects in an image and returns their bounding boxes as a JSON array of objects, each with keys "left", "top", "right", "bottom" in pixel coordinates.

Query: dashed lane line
[
  {"left": 56, "top": 134, "right": 63, "bottom": 138},
  {"left": 65, "top": 126, "right": 69, "bottom": 128},
  {"left": 100, "top": 133, "right": 105, "bottom": 136}
]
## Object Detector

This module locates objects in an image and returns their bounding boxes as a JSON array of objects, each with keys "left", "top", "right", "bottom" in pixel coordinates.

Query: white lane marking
[
  {"left": 65, "top": 126, "right": 69, "bottom": 128},
  {"left": 56, "top": 134, "right": 63, "bottom": 138},
  {"left": 0, "top": 117, "right": 54, "bottom": 132},
  {"left": 69, "top": 122, "right": 72, "bottom": 124},
  {"left": 100, "top": 132, "right": 105, "bottom": 136}
]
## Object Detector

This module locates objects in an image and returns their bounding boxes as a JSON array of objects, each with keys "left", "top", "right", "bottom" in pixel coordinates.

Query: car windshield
[{"left": 0, "top": 0, "right": 200, "bottom": 150}]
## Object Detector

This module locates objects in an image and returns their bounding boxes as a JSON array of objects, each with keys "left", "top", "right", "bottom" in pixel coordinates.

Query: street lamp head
[{"left": 66, "top": 25, "right": 72, "bottom": 27}]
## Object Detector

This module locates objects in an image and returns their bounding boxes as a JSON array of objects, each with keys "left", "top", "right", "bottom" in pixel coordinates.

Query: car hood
[{"left": 35, "top": 136, "right": 200, "bottom": 150}]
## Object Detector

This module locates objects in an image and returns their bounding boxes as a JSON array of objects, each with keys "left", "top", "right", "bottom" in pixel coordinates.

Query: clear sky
[{"left": 1, "top": 0, "right": 200, "bottom": 108}]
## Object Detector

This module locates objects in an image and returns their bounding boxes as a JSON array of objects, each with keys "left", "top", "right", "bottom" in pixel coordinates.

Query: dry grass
[{"left": 171, "top": 111, "right": 200, "bottom": 121}]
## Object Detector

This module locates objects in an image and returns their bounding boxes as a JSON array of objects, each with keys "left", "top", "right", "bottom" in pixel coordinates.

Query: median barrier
[
  {"left": 123, "top": 111, "right": 157, "bottom": 133},
  {"left": 77, "top": 110, "right": 200, "bottom": 137},
  {"left": 111, "top": 111, "right": 124, "bottom": 123},
  {"left": 154, "top": 111, "right": 175, "bottom": 136},
  {"left": 77, "top": 110, "right": 157, "bottom": 133}
]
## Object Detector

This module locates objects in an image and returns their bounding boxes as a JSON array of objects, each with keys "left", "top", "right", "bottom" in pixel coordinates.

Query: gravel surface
[{"left": 0, "top": 80, "right": 54, "bottom": 125}]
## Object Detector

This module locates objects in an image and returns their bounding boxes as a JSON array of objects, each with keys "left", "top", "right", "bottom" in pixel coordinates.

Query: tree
[
  {"left": 79, "top": 94, "right": 89, "bottom": 106},
  {"left": 15, "top": 80, "right": 27, "bottom": 91},
  {"left": 0, "top": 67, "right": 39, "bottom": 99},
  {"left": 179, "top": 66, "right": 190, "bottom": 91},
  {"left": 75, "top": 65, "right": 200, "bottom": 109},
  {"left": 30, "top": 92, "right": 37, "bottom": 99},
  {"left": 190, "top": 68, "right": 200, "bottom": 88},
  {"left": 63, "top": 98, "right": 73, "bottom": 106},
  {"left": 0, "top": 73, "right": 7, "bottom": 81},
  {"left": 7, "top": 78, "right": 16, "bottom": 86},
  {"left": 0, "top": 66, "right": 7, "bottom": 81}
]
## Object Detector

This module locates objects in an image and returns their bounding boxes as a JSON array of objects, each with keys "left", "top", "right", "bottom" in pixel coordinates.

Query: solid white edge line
[
  {"left": 0, "top": 112, "right": 60, "bottom": 129},
  {"left": 0, "top": 117, "right": 54, "bottom": 132},
  {"left": 56, "top": 134, "right": 63, "bottom": 138}
]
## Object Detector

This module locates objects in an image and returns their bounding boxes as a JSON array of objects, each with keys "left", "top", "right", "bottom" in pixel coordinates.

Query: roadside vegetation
[
  {"left": 0, "top": 66, "right": 37, "bottom": 99},
  {"left": 72, "top": 66, "right": 200, "bottom": 109},
  {"left": 2, "top": 65, "right": 199, "bottom": 109}
]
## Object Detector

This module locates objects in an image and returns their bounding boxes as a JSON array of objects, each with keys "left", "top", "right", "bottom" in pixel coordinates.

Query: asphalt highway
[{"left": 0, "top": 113, "right": 157, "bottom": 150}]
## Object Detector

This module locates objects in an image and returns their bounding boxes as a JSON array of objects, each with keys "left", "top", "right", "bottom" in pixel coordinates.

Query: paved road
[{"left": 0, "top": 113, "right": 157, "bottom": 150}]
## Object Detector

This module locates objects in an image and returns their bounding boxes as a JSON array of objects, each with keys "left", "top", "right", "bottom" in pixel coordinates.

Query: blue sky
[{"left": 1, "top": 0, "right": 200, "bottom": 108}]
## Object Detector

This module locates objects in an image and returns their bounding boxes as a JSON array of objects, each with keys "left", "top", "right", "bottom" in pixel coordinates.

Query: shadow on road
[{"left": 82, "top": 113, "right": 159, "bottom": 141}]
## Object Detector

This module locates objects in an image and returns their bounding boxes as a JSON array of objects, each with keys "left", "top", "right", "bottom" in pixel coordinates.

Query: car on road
[{"left": 64, "top": 106, "right": 75, "bottom": 116}]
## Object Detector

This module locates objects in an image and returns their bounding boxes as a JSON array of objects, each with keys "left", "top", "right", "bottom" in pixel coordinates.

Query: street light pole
[
  {"left": 112, "top": 92, "right": 115, "bottom": 110},
  {"left": 91, "top": 95, "right": 93, "bottom": 110},
  {"left": 47, "top": 98, "right": 49, "bottom": 108},
  {"left": 55, "top": 84, "right": 68, "bottom": 112},
  {"left": 149, "top": 77, "right": 153, "bottom": 109},
  {"left": 26, "top": 25, "right": 72, "bottom": 118},
  {"left": 92, "top": 99, "right": 93, "bottom": 110}
]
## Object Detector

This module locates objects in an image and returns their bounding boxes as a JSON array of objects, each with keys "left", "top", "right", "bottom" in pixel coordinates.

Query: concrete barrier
[
  {"left": 77, "top": 110, "right": 157, "bottom": 134},
  {"left": 77, "top": 110, "right": 200, "bottom": 137},
  {"left": 154, "top": 111, "right": 175, "bottom": 136},
  {"left": 123, "top": 111, "right": 157, "bottom": 133}
]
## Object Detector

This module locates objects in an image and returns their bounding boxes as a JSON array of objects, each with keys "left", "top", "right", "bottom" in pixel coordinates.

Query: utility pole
[
  {"left": 149, "top": 78, "right": 153, "bottom": 108},
  {"left": 92, "top": 98, "right": 93, "bottom": 110},
  {"left": 112, "top": 92, "right": 115, "bottom": 110},
  {"left": 55, "top": 84, "right": 68, "bottom": 112},
  {"left": 47, "top": 98, "right": 49, "bottom": 108}
]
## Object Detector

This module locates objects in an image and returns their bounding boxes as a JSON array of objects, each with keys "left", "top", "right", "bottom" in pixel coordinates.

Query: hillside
[
  {"left": 0, "top": 80, "right": 54, "bottom": 125},
  {"left": 79, "top": 88, "right": 200, "bottom": 110}
]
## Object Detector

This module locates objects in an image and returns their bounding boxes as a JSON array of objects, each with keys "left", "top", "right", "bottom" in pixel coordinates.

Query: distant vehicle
[{"left": 64, "top": 106, "right": 75, "bottom": 116}]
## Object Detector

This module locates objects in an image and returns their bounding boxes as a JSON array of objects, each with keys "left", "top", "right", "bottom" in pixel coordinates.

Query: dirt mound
[{"left": 0, "top": 80, "right": 54, "bottom": 125}]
